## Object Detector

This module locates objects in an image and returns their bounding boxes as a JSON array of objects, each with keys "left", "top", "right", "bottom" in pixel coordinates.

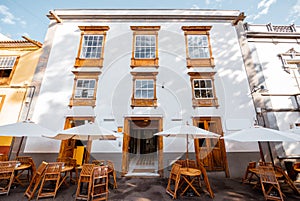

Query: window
[
  {"left": 0, "top": 95, "right": 5, "bottom": 112},
  {"left": 69, "top": 72, "right": 100, "bottom": 107},
  {"left": 135, "top": 80, "right": 154, "bottom": 99},
  {"left": 65, "top": 117, "right": 94, "bottom": 129},
  {"left": 182, "top": 26, "right": 214, "bottom": 67},
  {"left": 188, "top": 72, "right": 218, "bottom": 107},
  {"left": 75, "top": 26, "right": 109, "bottom": 68},
  {"left": 193, "top": 79, "right": 214, "bottom": 99},
  {"left": 74, "top": 79, "right": 96, "bottom": 99},
  {"left": 130, "top": 26, "right": 160, "bottom": 68},
  {"left": 0, "top": 56, "right": 18, "bottom": 85},
  {"left": 279, "top": 48, "right": 300, "bottom": 73},
  {"left": 131, "top": 72, "right": 158, "bottom": 107}
]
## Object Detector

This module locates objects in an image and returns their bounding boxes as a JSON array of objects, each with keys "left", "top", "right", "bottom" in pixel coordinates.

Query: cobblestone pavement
[{"left": 2, "top": 172, "right": 300, "bottom": 201}]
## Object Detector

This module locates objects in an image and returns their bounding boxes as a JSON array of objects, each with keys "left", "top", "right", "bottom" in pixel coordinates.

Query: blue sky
[{"left": 0, "top": 0, "right": 300, "bottom": 42}]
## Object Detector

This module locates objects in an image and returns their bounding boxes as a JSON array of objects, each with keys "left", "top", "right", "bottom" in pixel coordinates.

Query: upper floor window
[
  {"left": 135, "top": 79, "right": 154, "bottom": 99},
  {"left": 193, "top": 79, "right": 214, "bottom": 99},
  {"left": 131, "top": 72, "right": 157, "bottom": 108},
  {"left": 279, "top": 48, "right": 300, "bottom": 73},
  {"left": 80, "top": 35, "right": 103, "bottom": 59},
  {"left": 182, "top": 26, "right": 214, "bottom": 68},
  {"left": 0, "top": 56, "right": 18, "bottom": 85},
  {"left": 75, "top": 26, "right": 109, "bottom": 68},
  {"left": 188, "top": 72, "right": 218, "bottom": 108},
  {"left": 69, "top": 72, "right": 100, "bottom": 107},
  {"left": 75, "top": 79, "right": 96, "bottom": 99},
  {"left": 130, "top": 26, "right": 160, "bottom": 68}
]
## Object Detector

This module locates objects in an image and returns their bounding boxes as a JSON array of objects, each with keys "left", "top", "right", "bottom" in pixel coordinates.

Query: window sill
[
  {"left": 187, "top": 58, "right": 215, "bottom": 67},
  {"left": 74, "top": 58, "right": 103, "bottom": 67},
  {"left": 69, "top": 98, "right": 96, "bottom": 107},
  {"left": 192, "top": 98, "right": 219, "bottom": 108},
  {"left": 130, "top": 58, "right": 159, "bottom": 68},
  {"left": 131, "top": 98, "right": 157, "bottom": 108}
]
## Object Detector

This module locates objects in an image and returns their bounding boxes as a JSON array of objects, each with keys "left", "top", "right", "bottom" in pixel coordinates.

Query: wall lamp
[{"left": 250, "top": 85, "right": 268, "bottom": 94}]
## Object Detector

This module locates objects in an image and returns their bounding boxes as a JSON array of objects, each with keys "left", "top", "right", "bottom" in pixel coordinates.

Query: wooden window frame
[
  {"left": 64, "top": 117, "right": 95, "bottom": 129},
  {"left": 74, "top": 26, "right": 109, "bottom": 68},
  {"left": 182, "top": 26, "right": 214, "bottom": 68},
  {"left": 0, "top": 56, "right": 19, "bottom": 85},
  {"left": 130, "top": 26, "right": 160, "bottom": 68},
  {"left": 69, "top": 72, "right": 100, "bottom": 107},
  {"left": 188, "top": 72, "right": 218, "bottom": 107},
  {"left": 0, "top": 95, "right": 5, "bottom": 112},
  {"left": 131, "top": 72, "right": 158, "bottom": 108}
]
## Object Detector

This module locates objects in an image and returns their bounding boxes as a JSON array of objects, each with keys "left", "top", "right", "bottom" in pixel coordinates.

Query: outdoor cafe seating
[
  {"left": 14, "top": 156, "right": 36, "bottom": 187},
  {"left": 76, "top": 163, "right": 95, "bottom": 200},
  {"left": 0, "top": 161, "right": 17, "bottom": 195},
  {"left": 166, "top": 159, "right": 214, "bottom": 199},
  {"left": 242, "top": 160, "right": 300, "bottom": 200},
  {"left": 91, "top": 165, "right": 109, "bottom": 201}
]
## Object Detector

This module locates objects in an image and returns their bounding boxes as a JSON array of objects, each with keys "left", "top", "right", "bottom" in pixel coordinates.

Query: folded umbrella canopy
[
  {"left": 43, "top": 122, "right": 117, "bottom": 163},
  {"left": 222, "top": 125, "right": 300, "bottom": 164},
  {"left": 0, "top": 120, "right": 55, "bottom": 157}
]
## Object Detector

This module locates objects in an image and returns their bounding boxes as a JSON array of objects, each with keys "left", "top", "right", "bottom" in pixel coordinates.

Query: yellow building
[{"left": 0, "top": 34, "right": 42, "bottom": 156}]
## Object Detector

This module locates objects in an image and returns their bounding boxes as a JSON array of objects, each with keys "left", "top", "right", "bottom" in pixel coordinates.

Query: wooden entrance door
[
  {"left": 59, "top": 117, "right": 94, "bottom": 164},
  {"left": 193, "top": 117, "right": 229, "bottom": 177},
  {"left": 122, "top": 117, "right": 163, "bottom": 176}
]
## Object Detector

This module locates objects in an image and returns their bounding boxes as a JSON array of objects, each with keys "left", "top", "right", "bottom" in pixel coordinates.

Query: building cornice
[{"left": 47, "top": 9, "right": 245, "bottom": 24}]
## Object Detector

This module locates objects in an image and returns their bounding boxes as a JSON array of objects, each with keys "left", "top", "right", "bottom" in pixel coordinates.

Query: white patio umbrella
[
  {"left": 0, "top": 120, "right": 55, "bottom": 156},
  {"left": 43, "top": 122, "right": 117, "bottom": 162},
  {"left": 222, "top": 125, "right": 300, "bottom": 164},
  {"left": 154, "top": 123, "right": 221, "bottom": 162}
]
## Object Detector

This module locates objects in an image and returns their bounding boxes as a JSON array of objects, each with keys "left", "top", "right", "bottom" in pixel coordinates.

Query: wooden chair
[
  {"left": 166, "top": 163, "right": 182, "bottom": 199},
  {"left": 91, "top": 166, "right": 109, "bottom": 201},
  {"left": 198, "top": 162, "right": 214, "bottom": 198},
  {"left": 92, "top": 160, "right": 105, "bottom": 166},
  {"left": 107, "top": 160, "right": 118, "bottom": 189},
  {"left": 258, "top": 165, "right": 284, "bottom": 201},
  {"left": 57, "top": 157, "right": 77, "bottom": 184},
  {"left": 15, "top": 156, "right": 35, "bottom": 183},
  {"left": 24, "top": 161, "right": 48, "bottom": 200},
  {"left": 37, "top": 162, "right": 63, "bottom": 200},
  {"left": 0, "top": 154, "right": 8, "bottom": 161},
  {"left": 76, "top": 164, "right": 95, "bottom": 201},
  {"left": 242, "top": 161, "right": 257, "bottom": 184},
  {"left": 0, "top": 161, "right": 17, "bottom": 195}
]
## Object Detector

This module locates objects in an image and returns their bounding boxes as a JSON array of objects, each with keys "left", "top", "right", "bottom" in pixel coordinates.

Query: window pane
[
  {"left": 80, "top": 35, "right": 103, "bottom": 59},
  {"left": 134, "top": 35, "right": 156, "bottom": 59},
  {"left": 134, "top": 79, "right": 155, "bottom": 99},
  {"left": 75, "top": 79, "right": 96, "bottom": 99},
  {"left": 187, "top": 35, "right": 210, "bottom": 59},
  {"left": 0, "top": 56, "right": 17, "bottom": 69},
  {"left": 193, "top": 79, "right": 213, "bottom": 99}
]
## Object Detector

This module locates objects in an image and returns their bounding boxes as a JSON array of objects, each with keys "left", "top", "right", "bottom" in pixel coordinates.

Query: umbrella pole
[
  {"left": 186, "top": 135, "right": 189, "bottom": 170},
  {"left": 258, "top": 141, "right": 265, "bottom": 162},
  {"left": 267, "top": 142, "right": 275, "bottom": 166},
  {"left": 16, "top": 136, "right": 24, "bottom": 157}
]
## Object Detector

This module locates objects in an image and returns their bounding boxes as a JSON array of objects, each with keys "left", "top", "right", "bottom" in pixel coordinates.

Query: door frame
[
  {"left": 193, "top": 116, "right": 230, "bottom": 177},
  {"left": 121, "top": 116, "right": 163, "bottom": 176}
]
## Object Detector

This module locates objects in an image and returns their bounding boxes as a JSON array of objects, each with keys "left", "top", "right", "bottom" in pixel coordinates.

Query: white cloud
[
  {"left": 287, "top": 0, "right": 300, "bottom": 23},
  {"left": 253, "top": 0, "right": 277, "bottom": 20},
  {"left": 0, "top": 5, "right": 26, "bottom": 26}
]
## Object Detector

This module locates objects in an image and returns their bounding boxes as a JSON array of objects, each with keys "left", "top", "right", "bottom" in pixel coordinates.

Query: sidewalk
[{"left": 2, "top": 172, "right": 300, "bottom": 201}]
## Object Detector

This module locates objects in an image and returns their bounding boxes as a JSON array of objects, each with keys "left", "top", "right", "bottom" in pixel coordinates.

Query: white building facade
[{"left": 25, "top": 9, "right": 260, "bottom": 177}]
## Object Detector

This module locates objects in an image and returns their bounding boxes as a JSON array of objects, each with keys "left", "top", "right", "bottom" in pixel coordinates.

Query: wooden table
[
  {"left": 58, "top": 166, "right": 75, "bottom": 189},
  {"left": 179, "top": 167, "right": 202, "bottom": 197},
  {"left": 14, "top": 163, "right": 32, "bottom": 187}
]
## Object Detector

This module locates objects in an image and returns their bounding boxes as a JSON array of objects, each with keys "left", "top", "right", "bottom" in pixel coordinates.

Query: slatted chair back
[
  {"left": 37, "top": 162, "right": 63, "bottom": 200},
  {"left": 57, "top": 157, "right": 77, "bottom": 183},
  {"left": 242, "top": 161, "right": 257, "bottom": 183},
  {"left": 76, "top": 164, "right": 95, "bottom": 201},
  {"left": 166, "top": 163, "right": 182, "bottom": 199},
  {"left": 24, "top": 161, "right": 48, "bottom": 200},
  {"left": 107, "top": 160, "right": 118, "bottom": 189},
  {"left": 258, "top": 166, "right": 284, "bottom": 201},
  {"left": 175, "top": 159, "right": 187, "bottom": 167},
  {"left": 258, "top": 161, "right": 273, "bottom": 167},
  {"left": 0, "top": 161, "right": 17, "bottom": 195},
  {"left": 0, "top": 154, "right": 8, "bottom": 161},
  {"left": 92, "top": 160, "right": 105, "bottom": 166},
  {"left": 91, "top": 166, "right": 109, "bottom": 201}
]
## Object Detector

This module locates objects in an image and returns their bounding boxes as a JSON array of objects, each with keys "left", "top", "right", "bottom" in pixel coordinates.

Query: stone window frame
[
  {"left": 131, "top": 71, "right": 158, "bottom": 108},
  {"left": 69, "top": 71, "right": 100, "bottom": 107},
  {"left": 188, "top": 72, "right": 218, "bottom": 107},
  {"left": 182, "top": 26, "right": 215, "bottom": 68},
  {"left": 130, "top": 26, "right": 160, "bottom": 68},
  {"left": 74, "top": 26, "right": 109, "bottom": 68}
]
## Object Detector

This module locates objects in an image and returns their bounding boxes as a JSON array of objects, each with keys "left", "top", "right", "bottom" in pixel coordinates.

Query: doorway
[{"left": 122, "top": 117, "right": 163, "bottom": 176}]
